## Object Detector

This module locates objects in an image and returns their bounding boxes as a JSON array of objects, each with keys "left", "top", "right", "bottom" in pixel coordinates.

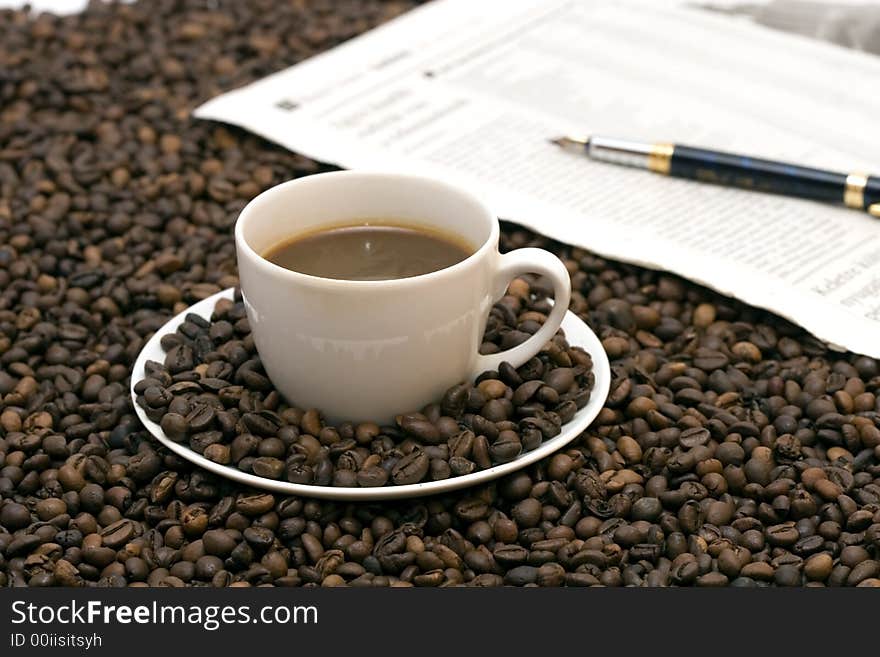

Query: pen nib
[{"left": 550, "top": 135, "right": 589, "bottom": 151}]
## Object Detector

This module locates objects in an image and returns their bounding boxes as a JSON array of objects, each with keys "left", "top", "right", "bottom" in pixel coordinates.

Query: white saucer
[{"left": 131, "top": 288, "right": 611, "bottom": 500}]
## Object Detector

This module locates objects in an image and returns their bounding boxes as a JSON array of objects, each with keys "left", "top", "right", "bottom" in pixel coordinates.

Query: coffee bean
[
  {"left": 391, "top": 450, "right": 429, "bottom": 485},
  {"left": 671, "top": 558, "right": 700, "bottom": 585},
  {"left": 357, "top": 466, "right": 389, "bottom": 488},
  {"left": 100, "top": 519, "right": 136, "bottom": 549},
  {"left": 512, "top": 498, "right": 542, "bottom": 528},
  {"left": 547, "top": 453, "right": 573, "bottom": 480},
  {"left": 814, "top": 478, "right": 842, "bottom": 501},
  {"left": 489, "top": 432, "right": 522, "bottom": 464},
  {"left": 804, "top": 553, "right": 833, "bottom": 581},
  {"left": 693, "top": 349, "right": 729, "bottom": 371},
  {"left": 543, "top": 368, "right": 575, "bottom": 394},
  {"left": 204, "top": 444, "right": 230, "bottom": 464},
  {"left": 597, "top": 299, "right": 635, "bottom": 332},
  {"left": 35, "top": 498, "right": 66, "bottom": 521},
  {"left": 1, "top": 502, "right": 31, "bottom": 530},
  {"left": 697, "top": 572, "right": 729, "bottom": 587},
  {"left": 840, "top": 545, "right": 870, "bottom": 568},
  {"left": 773, "top": 565, "right": 801, "bottom": 587},
  {"left": 236, "top": 494, "right": 275, "bottom": 516},
  {"left": 242, "top": 412, "right": 279, "bottom": 437},
  {"left": 143, "top": 386, "right": 171, "bottom": 408},
  {"left": 504, "top": 565, "right": 538, "bottom": 586},
  {"left": 679, "top": 427, "right": 710, "bottom": 449},
  {"left": 399, "top": 417, "right": 442, "bottom": 444},
  {"left": 251, "top": 457, "right": 285, "bottom": 479},
  {"left": 448, "top": 430, "right": 474, "bottom": 459},
  {"left": 165, "top": 345, "right": 194, "bottom": 374},
  {"left": 846, "top": 560, "right": 880, "bottom": 586},
  {"left": 449, "top": 456, "right": 476, "bottom": 476}
]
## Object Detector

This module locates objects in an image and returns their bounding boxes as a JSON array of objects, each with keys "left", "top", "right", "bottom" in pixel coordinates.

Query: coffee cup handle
[{"left": 471, "top": 248, "right": 572, "bottom": 378}]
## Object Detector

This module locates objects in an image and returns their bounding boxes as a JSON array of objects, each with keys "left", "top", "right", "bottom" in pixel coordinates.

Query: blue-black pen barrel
[
  {"left": 668, "top": 146, "right": 845, "bottom": 203},
  {"left": 865, "top": 177, "right": 880, "bottom": 210},
  {"left": 580, "top": 136, "right": 880, "bottom": 215}
]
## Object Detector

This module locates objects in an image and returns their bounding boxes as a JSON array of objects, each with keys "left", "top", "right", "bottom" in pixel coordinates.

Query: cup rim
[{"left": 234, "top": 170, "right": 499, "bottom": 289}]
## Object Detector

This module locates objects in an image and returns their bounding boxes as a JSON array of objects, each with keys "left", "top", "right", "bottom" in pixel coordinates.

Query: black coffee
[{"left": 263, "top": 223, "right": 473, "bottom": 280}]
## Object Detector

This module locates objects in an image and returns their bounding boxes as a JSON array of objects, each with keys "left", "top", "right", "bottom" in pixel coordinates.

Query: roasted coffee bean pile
[
  {"left": 134, "top": 287, "right": 595, "bottom": 486},
  {"left": 2, "top": 1, "right": 880, "bottom": 587}
]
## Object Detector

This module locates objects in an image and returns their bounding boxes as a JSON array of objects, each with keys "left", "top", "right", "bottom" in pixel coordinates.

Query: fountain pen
[{"left": 551, "top": 134, "right": 880, "bottom": 217}]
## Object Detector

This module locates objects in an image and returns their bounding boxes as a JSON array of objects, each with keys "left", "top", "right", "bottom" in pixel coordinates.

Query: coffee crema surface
[{"left": 263, "top": 222, "right": 473, "bottom": 280}]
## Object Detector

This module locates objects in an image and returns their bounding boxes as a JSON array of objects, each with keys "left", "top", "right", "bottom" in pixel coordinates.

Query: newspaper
[
  {"left": 194, "top": 0, "right": 880, "bottom": 357},
  {"left": 700, "top": 0, "right": 880, "bottom": 55}
]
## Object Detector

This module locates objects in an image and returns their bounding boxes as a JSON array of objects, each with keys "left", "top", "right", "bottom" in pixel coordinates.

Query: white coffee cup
[{"left": 234, "top": 171, "right": 571, "bottom": 423}]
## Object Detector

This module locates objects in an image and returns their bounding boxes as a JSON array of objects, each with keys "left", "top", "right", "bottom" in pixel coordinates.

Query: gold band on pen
[
  {"left": 647, "top": 143, "right": 675, "bottom": 174},
  {"left": 844, "top": 172, "right": 868, "bottom": 209},
  {"left": 869, "top": 204, "right": 880, "bottom": 218}
]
